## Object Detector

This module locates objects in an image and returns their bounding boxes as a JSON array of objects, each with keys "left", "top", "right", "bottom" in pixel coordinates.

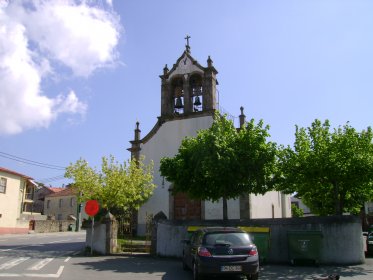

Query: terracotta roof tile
[
  {"left": 46, "top": 187, "right": 77, "bottom": 197},
  {"left": 0, "top": 167, "right": 33, "bottom": 180}
]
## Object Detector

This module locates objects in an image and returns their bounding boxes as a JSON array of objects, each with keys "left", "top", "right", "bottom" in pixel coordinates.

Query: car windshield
[{"left": 204, "top": 232, "right": 251, "bottom": 246}]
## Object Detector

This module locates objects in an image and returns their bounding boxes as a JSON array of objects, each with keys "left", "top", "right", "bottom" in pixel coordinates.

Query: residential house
[
  {"left": 0, "top": 167, "right": 39, "bottom": 234},
  {"left": 33, "top": 186, "right": 64, "bottom": 214},
  {"left": 44, "top": 187, "right": 88, "bottom": 226}
]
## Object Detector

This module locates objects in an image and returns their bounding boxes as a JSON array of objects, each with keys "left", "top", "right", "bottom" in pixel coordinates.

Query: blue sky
[{"left": 1, "top": 0, "right": 372, "bottom": 186}]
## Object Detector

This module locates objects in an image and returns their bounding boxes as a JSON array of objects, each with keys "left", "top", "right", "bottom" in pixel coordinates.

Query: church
[{"left": 128, "top": 38, "right": 291, "bottom": 235}]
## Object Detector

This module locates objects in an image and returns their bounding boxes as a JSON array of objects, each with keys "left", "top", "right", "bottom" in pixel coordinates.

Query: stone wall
[
  {"left": 34, "top": 220, "right": 75, "bottom": 233},
  {"left": 155, "top": 215, "right": 365, "bottom": 265}
]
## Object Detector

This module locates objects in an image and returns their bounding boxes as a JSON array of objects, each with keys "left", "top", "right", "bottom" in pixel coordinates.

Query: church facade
[{"left": 128, "top": 41, "right": 291, "bottom": 235}]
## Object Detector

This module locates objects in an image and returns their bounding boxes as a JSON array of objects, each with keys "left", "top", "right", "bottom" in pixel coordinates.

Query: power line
[
  {"left": 0, "top": 151, "right": 66, "bottom": 170},
  {"left": 37, "top": 174, "right": 67, "bottom": 184}
]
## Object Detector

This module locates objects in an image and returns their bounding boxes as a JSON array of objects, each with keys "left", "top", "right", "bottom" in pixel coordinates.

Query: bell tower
[{"left": 159, "top": 36, "right": 218, "bottom": 120}]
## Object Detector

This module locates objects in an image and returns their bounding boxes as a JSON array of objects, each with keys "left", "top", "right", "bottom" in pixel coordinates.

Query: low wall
[
  {"left": 34, "top": 220, "right": 75, "bottom": 233},
  {"left": 156, "top": 215, "right": 365, "bottom": 265},
  {"left": 85, "top": 214, "right": 118, "bottom": 255},
  {"left": 86, "top": 222, "right": 107, "bottom": 254}
]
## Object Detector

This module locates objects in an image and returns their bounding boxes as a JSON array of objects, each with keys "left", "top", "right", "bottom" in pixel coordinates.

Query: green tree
[
  {"left": 160, "top": 113, "right": 277, "bottom": 220},
  {"left": 291, "top": 203, "right": 304, "bottom": 217},
  {"left": 65, "top": 155, "right": 155, "bottom": 213},
  {"left": 276, "top": 119, "right": 373, "bottom": 215}
]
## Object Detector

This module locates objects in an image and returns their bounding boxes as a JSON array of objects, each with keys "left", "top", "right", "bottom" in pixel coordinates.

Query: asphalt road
[{"left": 0, "top": 232, "right": 372, "bottom": 280}]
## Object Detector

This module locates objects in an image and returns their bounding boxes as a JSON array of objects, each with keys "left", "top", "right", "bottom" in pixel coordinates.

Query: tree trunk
[{"left": 223, "top": 197, "right": 228, "bottom": 221}]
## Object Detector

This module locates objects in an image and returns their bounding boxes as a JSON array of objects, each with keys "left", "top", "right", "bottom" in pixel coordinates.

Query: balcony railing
[{"left": 25, "top": 193, "right": 34, "bottom": 200}]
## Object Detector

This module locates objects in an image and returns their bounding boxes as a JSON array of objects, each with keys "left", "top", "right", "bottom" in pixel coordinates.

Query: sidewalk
[{"left": 259, "top": 258, "right": 373, "bottom": 280}]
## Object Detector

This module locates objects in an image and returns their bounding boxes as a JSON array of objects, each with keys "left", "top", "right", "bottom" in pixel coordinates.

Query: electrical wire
[
  {"left": 37, "top": 174, "right": 66, "bottom": 184},
  {"left": 0, "top": 151, "right": 66, "bottom": 170}
]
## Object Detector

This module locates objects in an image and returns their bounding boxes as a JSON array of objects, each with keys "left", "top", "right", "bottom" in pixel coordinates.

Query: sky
[{"left": 1, "top": 0, "right": 373, "bottom": 187}]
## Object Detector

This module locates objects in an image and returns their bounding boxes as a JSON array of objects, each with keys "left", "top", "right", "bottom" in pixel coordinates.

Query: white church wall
[
  {"left": 137, "top": 115, "right": 214, "bottom": 235},
  {"left": 250, "top": 191, "right": 291, "bottom": 218},
  {"left": 204, "top": 199, "right": 240, "bottom": 220}
]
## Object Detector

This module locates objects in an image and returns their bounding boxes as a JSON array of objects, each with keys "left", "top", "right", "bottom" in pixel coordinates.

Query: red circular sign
[{"left": 85, "top": 200, "right": 99, "bottom": 216}]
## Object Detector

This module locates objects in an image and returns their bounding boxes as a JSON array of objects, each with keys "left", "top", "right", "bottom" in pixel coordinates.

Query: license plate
[{"left": 221, "top": 265, "right": 242, "bottom": 272}]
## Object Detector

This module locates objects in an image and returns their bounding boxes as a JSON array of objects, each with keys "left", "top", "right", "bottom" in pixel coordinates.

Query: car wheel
[
  {"left": 193, "top": 262, "right": 201, "bottom": 280},
  {"left": 247, "top": 272, "right": 259, "bottom": 280}
]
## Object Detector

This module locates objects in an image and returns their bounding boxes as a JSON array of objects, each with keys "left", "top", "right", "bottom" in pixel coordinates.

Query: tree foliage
[
  {"left": 65, "top": 155, "right": 155, "bottom": 212},
  {"left": 160, "top": 113, "right": 277, "bottom": 220},
  {"left": 291, "top": 204, "right": 304, "bottom": 217},
  {"left": 276, "top": 119, "right": 373, "bottom": 215}
]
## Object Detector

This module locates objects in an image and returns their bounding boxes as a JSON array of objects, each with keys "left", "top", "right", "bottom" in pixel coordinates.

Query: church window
[
  {"left": 172, "top": 77, "right": 184, "bottom": 115},
  {"left": 190, "top": 74, "right": 203, "bottom": 112}
]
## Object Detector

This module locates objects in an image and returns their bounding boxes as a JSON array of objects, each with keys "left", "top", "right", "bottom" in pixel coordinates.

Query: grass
[{"left": 117, "top": 235, "right": 151, "bottom": 246}]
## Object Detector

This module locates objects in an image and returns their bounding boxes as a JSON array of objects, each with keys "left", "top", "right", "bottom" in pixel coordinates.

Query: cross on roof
[{"left": 185, "top": 35, "right": 191, "bottom": 53}]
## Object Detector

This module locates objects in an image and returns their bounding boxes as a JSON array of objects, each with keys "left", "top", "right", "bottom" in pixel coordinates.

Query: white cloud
[{"left": 0, "top": 0, "right": 121, "bottom": 135}]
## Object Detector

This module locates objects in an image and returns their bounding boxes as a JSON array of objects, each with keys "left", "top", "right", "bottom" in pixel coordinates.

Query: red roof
[
  {"left": 0, "top": 167, "right": 33, "bottom": 180},
  {"left": 46, "top": 187, "right": 77, "bottom": 197},
  {"left": 47, "top": 187, "right": 65, "bottom": 193}
]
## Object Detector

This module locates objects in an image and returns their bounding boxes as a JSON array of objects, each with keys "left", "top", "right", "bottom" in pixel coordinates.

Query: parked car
[
  {"left": 368, "top": 232, "right": 373, "bottom": 255},
  {"left": 182, "top": 227, "right": 259, "bottom": 280}
]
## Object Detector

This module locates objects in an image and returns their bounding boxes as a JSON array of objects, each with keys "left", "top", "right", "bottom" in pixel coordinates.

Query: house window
[
  {"left": 47, "top": 200, "right": 50, "bottom": 209},
  {"left": 70, "top": 197, "right": 74, "bottom": 207},
  {"left": 0, "top": 178, "right": 6, "bottom": 193},
  {"left": 59, "top": 199, "right": 63, "bottom": 208}
]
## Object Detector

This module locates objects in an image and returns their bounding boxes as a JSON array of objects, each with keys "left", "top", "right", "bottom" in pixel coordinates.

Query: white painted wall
[
  {"left": 0, "top": 171, "right": 23, "bottom": 228},
  {"left": 250, "top": 191, "right": 291, "bottom": 218},
  {"left": 137, "top": 115, "right": 291, "bottom": 234},
  {"left": 138, "top": 116, "right": 214, "bottom": 234},
  {"left": 204, "top": 199, "right": 240, "bottom": 220}
]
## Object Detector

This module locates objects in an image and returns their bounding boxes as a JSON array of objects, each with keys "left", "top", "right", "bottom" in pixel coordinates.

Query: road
[
  {"left": 0, "top": 232, "right": 372, "bottom": 279},
  {"left": 0, "top": 231, "right": 85, "bottom": 279}
]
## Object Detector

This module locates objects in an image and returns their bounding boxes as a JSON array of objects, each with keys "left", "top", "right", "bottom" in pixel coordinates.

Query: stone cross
[{"left": 185, "top": 35, "right": 191, "bottom": 53}]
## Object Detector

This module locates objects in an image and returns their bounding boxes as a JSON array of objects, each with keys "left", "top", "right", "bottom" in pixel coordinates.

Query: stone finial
[
  {"left": 207, "top": 55, "right": 213, "bottom": 67},
  {"left": 135, "top": 121, "right": 141, "bottom": 141},
  {"left": 239, "top": 106, "right": 246, "bottom": 128},
  {"left": 163, "top": 64, "right": 169, "bottom": 75}
]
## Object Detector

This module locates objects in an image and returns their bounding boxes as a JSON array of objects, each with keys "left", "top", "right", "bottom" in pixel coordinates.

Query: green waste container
[
  {"left": 240, "top": 227, "right": 270, "bottom": 263},
  {"left": 68, "top": 224, "right": 75, "bottom": 231},
  {"left": 287, "top": 230, "right": 322, "bottom": 265}
]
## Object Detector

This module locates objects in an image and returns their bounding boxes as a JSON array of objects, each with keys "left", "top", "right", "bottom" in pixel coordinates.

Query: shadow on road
[
  {"left": 73, "top": 255, "right": 373, "bottom": 280},
  {"left": 73, "top": 255, "right": 192, "bottom": 280}
]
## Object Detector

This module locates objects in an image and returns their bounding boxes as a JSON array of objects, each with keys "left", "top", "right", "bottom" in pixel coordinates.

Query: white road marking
[
  {"left": 46, "top": 240, "right": 70, "bottom": 244},
  {"left": 0, "top": 240, "right": 7, "bottom": 242},
  {"left": 0, "top": 265, "right": 64, "bottom": 278},
  {"left": 0, "top": 273, "right": 19, "bottom": 277},
  {"left": 27, "top": 258, "right": 54, "bottom": 270},
  {"left": 0, "top": 245, "right": 30, "bottom": 252},
  {"left": 24, "top": 266, "right": 64, "bottom": 278},
  {"left": 0, "top": 257, "right": 30, "bottom": 270},
  {"left": 63, "top": 257, "right": 71, "bottom": 263}
]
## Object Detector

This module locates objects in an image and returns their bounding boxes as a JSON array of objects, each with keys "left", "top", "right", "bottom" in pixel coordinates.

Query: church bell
[
  {"left": 175, "top": 97, "right": 184, "bottom": 109},
  {"left": 193, "top": 96, "right": 202, "bottom": 106}
]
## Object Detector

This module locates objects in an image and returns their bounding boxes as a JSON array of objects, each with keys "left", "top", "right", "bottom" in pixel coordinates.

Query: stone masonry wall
[{"left": 34, "top": 220, "right": 75, "bottom": 233}]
